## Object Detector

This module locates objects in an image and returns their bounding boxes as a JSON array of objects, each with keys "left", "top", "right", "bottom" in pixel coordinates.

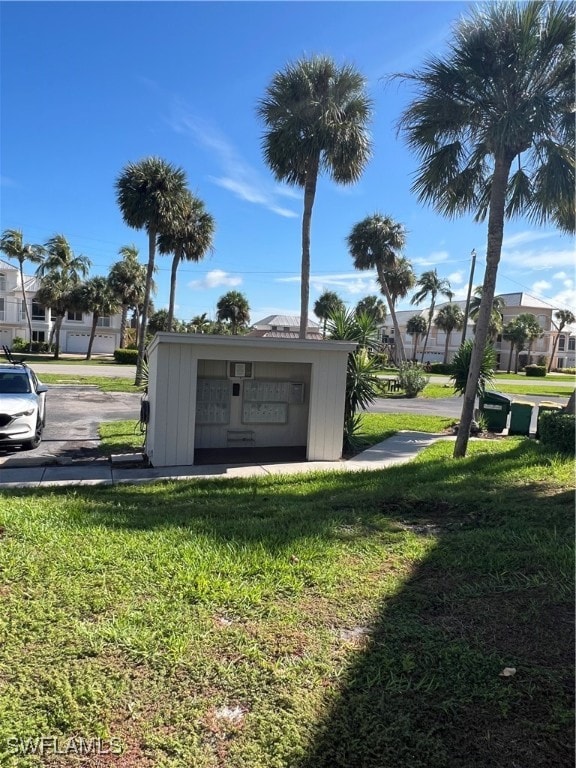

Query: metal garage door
[{"left": 66, "top": 332, "right": 115, "bottom": 354}]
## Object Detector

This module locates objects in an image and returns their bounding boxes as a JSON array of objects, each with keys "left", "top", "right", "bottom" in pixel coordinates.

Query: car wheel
[{"left": 22, "top": 418, "right": 43, "bottom": 451}]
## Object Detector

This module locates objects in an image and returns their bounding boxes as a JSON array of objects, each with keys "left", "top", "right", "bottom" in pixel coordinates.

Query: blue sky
[{"left": 1, "top": 1, "right": 574, "bottom": 325}]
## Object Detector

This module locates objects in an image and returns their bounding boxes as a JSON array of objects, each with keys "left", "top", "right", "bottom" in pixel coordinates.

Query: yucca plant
[{"left": 450, "top": 340, "right": 496, "bottom": 397}]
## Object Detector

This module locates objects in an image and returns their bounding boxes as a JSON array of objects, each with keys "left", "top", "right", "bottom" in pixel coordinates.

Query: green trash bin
[
  {"left": 509, "top": 401, "right": 534, "bottom": 436},
  {"left": 536, "top": 401, "right": 564, "bottom": 439},
  {"left": 480, "top": 391, "right": 512, "bottom": 432}
]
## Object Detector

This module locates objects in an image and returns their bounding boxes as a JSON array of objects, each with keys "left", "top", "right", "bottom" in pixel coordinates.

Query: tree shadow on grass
[{"left": 6, "top": 441, "right": 574, "bottom": 766}]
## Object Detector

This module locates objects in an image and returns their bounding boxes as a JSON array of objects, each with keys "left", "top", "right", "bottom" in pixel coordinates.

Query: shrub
[
  {"left": 554, "top": 367, "right": 576, "bottom": 375},
  {"left": 429, "top": 362, "right": 452, "bottom": 374},
  {"left": 113, "top": 348, "right": 138, "bottom": 364},
  {"left": 397, "top": 362, "right": 429, "bottom": 398},
  {"left": 538, "top": 410, "right": 575, "bottom": 455},
  {"left": 525, "top": 364, "right": 546, "bottom": 377},
  {"left": 11, "top": 337, "right": 27, "bottom": 352}
]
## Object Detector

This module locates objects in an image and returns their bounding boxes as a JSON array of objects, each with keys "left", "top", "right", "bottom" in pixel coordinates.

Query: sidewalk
[{"left": 0, "top": 432, "right": 446, "bottom": 489}]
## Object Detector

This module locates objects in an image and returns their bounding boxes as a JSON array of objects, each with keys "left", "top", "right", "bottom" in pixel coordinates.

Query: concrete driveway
[{"left": 0, "top": 385, "right": 142, "bottom": 468}]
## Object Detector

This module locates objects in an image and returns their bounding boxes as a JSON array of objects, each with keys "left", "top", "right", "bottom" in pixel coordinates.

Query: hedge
[
  {"left": 525, "top": 364, "right": 547, "bottom": 377},
  {"left": 429, "top": 362, "right": 452, "bottom": 374},
  {"left": 113, "top": 348, "right": 138, "bottom": 364},
  {"left": 538, "top": 410, "right": 575, "bottom": 455}
]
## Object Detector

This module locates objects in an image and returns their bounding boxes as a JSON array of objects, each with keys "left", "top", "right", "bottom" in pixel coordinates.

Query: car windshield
[{"left": 0, "top": 372, "right": 31, "bottom": 394}]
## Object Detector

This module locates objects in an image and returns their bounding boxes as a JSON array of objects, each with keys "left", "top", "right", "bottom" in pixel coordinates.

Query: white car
[{"left": 0, "top": 363, "right": 48, "bottom": 450}]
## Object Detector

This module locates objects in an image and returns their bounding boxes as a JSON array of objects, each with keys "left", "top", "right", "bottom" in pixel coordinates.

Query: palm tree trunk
[
  {"left": 443, "top": 331, "right": 450, "bottom": 364},
  {"left": 53, "top": 315, "right": 63, "bottom": 360},
  {"left": 547, "top": 333, "right": 559, "bottom": 372},
  {"left": 376, "top": 265, "right": 406, "bottom": 364},
  {"left": 19, "top": 262, "right": 34, "bottom": 351},
  {"left": 119, "top": 305, "right": 128, "bottom": 349},
  {"left": 454, "top": 152, "right": 513, "bottom": 458},
  {"left": 167, "top": 251, "right": 181, "bottom": 332},
  {"left": 507, "top": 342, "right": 514, "bottom": 374},
  {"left": 413, "top": 336, "right": 418, "bottom": 361},
  {"left": 87, "top": 313, "right": 98, "bottom": 360},
  {"left": 299, "top": 156, "right": 320, "bottom": 339},
  {"left": 135, "top": 229, "right": 156, "bottom": 386},
  {"left": 420, "top": 300, "right": 435, "bottom": 363}
]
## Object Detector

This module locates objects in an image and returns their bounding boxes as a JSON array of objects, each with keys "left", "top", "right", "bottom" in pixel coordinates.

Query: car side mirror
[{"left": 36, "top": 385, "right": 49, "bottom": 394}]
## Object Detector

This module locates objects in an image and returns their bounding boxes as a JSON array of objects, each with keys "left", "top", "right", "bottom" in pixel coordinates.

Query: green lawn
[
  {"left": 422, "top": 382, "right": 573, "bottom": 399},
  {"left": 40, "top": 374, "right": 141, "bottom": 393},
  {"left": 0, "top": 440, "right": 573, "bottom": 767}
]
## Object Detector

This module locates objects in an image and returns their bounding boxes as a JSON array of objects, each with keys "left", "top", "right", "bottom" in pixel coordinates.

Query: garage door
[
  {"left": 0, "top": 329, "right": 13, "bottom": 348},
  {"left": 65, "top": 332, "right": 116, "bottom": 354}
]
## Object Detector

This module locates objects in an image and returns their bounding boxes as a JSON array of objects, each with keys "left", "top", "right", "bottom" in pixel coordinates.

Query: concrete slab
[
  {"left": 41, "top": 465, "right": 113, "bottom": 486},
  {"left": 0, "top": 467, "right": 45, "bottom": 487}
]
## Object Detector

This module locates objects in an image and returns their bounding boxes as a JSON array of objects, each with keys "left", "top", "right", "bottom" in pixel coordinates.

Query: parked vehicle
[{"left": 0, "top": 349, "right": 48, "bottom": 449}]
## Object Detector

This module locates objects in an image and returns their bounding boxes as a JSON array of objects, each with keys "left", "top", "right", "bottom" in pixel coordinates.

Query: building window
[
  {"left": 96, "top": 316, "right": 111, "bottom": 328},
  {"left": 0, "top": 297, "right": 4, "bottom": 320},
  {"left": 0, "top": 274, "right": 6, "bottom": 292},
  {"left": 67, "top": 310, "right": 83, "bottom": 322},
  {"left": 557, "top": 357, "right": 564, "bottom": 369},
  {"left": 18, "top": 299, "right": 26, "bottom": 321},
  {"left": 31, "top": 300, "right": 45, "bottom": 321},
  {"left": 569, "top": 338, "right": 575, "bottom": 352},
  {"left": 558, "top": 335, "right": 566, "bottom": 351},
  {"left": 32, "top": 330, "right": 46, "bottom": 343}
]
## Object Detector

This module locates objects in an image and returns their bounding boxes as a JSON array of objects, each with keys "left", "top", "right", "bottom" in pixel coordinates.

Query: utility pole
[{"left": 461, "top": 248, "right": 477, "bottom": 346}]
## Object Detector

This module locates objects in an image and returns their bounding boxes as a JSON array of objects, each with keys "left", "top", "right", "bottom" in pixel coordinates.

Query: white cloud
[
  {"left": 447, "top": 271, "right": 464, "bottom": 285},
  {"left": 188, "top": 269, "right": 242, "bottom": 290},
  {"left": 531, "top": 280, "right": 552, "bottom": 295},
  {"left": 502, "top": 231, "right": 555, "bottom": 248},
  {"left": 501, "top": 248, "right": 576, "bottom": 270},
  {"left": 276, "top": 271, "right": 379, "bottom": 298},
  {"left": 412, "top": 250, "right": 450, "bottom": 267},
  {"left": 168, "top": 104, "right": 298, "bottom": 218},
  {"left": 544, "top": 287, "right": 576, "bottom": 312},
  {"left": 553, "top": 271, "right": 569, "bottom": 280}
]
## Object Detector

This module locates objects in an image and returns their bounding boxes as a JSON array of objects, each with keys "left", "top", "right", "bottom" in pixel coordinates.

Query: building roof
[
  {"left": 246, "top": 328, "right": 324, "bottom": 340},
  {"left": 252, "top": 314, "right": 320, "bottom": 331},
  {"left": 498, "top": 292, "right": 554, "bottom": 310}
]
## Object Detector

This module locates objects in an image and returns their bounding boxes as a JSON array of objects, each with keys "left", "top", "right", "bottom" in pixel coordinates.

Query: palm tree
[
  {"left": 216, "top": 291, "right": 250, "bottom": 335},
  {"left": 518, "top": 312, "right": 543, "bottom": 366},
  {"left": 188, "top": 313, "right": 210, "bottom": 334},
  {"left": 347, "top": 214, "right": 409, "bottom": 363},
  {"left": 258, "top": 55, "right": 372, "bottom": 339},
  {"left": 108, "top": 245, "right": 148, "bottom": 349},
  {"left": 355, "top": 296, "right": 387, "bottom": 325},
  {"left": 74, "top": 276, "right": 120, "bottom": 360},
  {"left": 469, "top": 287, "right": 505, "bottom": 343},
  {"left": 410, "top": 269, "right": 453, "bottom": 362},
  {"left": 548, "top": 309, "right": 576, "bottom": 371},
  {"left": 115, "top": 157, "right": 189, "bottom": 384},
  {"left": 398, "top": 1, "right": 575, "bottom": 457},
  {"left": 36, "top": 235, "right": 91, "bottom": 359},
  {"left": 384, "top": 256, "right": 416, "bottom": 307},
  {"left": 502, "top": 320, "right": 526, "bottom": 374},
  {"left": 406, "top": 314, "right": 428, "bottom": 361},
  {"left": 0, "top": 228, "right": 45, "bottom": 350},
  {"left": 314, "top": 291, "right": 345, "bottom": 338},
  {"left": 434, "top": 303, "right": 465, "bottom": 364},
  {"left": 157, "top": 190, "right": 215, "bottom": 331},
  {"left": 35, "top": 275, "right": 76, "bottom": 359}
]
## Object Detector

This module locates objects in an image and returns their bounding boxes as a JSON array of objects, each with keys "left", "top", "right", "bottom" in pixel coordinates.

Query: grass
[
  {"left": 97, "top": 414, "right": 455, "bottom": 458},
  {"left": 40, "top": 373, "right": 141, "bottom": 393},
  {"left": 0, "top": 439, "right": 573, "bottom": 767},
  {"left": 422, "top": 382, "right": 572, "bottom": 399},
  {"left": 3, "top": 353, "right": 128, "bottom": 367},
  {"left": 98, "top": 420, "right": 145, "bottom": 456}
]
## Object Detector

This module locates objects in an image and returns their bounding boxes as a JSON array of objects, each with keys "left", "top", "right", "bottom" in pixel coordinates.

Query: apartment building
[
  {"left": 380, "top": 292, "right": 576, "bottom": 370},
  {"left": 0, "top": 259, "right": 121, "bottom": 354}
]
